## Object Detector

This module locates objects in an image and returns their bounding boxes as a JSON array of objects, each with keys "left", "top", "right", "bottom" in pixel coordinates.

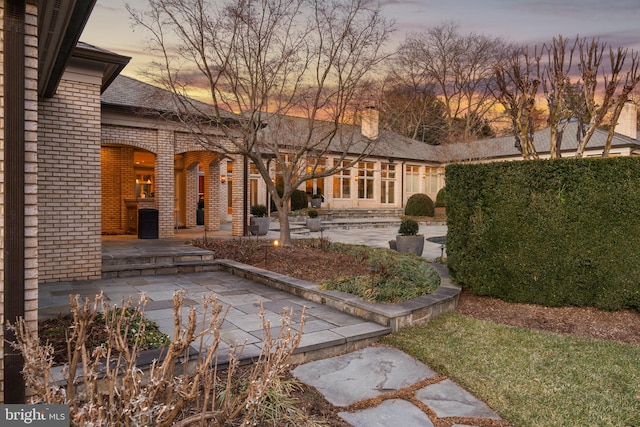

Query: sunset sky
[{"left": 81, "top": 0, "right": 640, "bottom": 81}]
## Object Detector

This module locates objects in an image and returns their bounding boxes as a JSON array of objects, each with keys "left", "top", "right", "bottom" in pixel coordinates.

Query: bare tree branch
[{"left": 129, "top": 0, "right": 393, "bottom": 244}]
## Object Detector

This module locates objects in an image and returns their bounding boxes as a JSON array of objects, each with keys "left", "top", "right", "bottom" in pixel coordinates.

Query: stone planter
[
  {"left": 306, "top": 217, "right": 322, "bottom": 232},
  {"left": 250, "top": 217, "right": 270, "bottom": 235},
  {"left": 310, "top": 198, "right": 322, "bottom": 208},
  {"left": 395, "top": 235, "right": 424, "bottom": 256}
]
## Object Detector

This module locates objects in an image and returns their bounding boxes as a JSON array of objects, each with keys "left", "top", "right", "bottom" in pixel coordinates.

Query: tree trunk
[{"left": 276, "top": 205, "right": 292, "bottom": 246}]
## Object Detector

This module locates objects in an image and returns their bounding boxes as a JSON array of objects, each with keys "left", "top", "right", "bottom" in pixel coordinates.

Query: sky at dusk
[{"left": 81, "top": 0, "right": 640, "bottom": 81}]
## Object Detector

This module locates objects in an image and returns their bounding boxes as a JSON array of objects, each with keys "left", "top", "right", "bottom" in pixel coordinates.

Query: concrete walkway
[{"left": 39, "top": 221, "right": 509, "bottom": 426}]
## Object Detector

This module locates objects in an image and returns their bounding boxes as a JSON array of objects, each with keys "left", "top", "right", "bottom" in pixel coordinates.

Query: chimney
[
  {"left": 361, "top": 106, "right": 379, "bottom": 140},
  {"left": 616, "top": 101, "right": 637, "bottom": 140}
]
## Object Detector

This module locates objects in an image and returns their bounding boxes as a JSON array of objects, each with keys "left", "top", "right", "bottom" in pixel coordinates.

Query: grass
[
  {"left": 381, "top": 313, "right": 640, "bottom": 427},
  {"left": 319, "top": 243, "right": 440, "bottom": 303}
]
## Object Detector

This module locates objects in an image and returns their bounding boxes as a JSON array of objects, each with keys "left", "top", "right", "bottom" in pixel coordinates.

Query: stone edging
[{"left": 215, "top": 259, "right": 460, "bottom": 332}]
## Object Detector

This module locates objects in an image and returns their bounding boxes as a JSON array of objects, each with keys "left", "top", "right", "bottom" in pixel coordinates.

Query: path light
[
  {"left": 264, "top": 239, "right": 280, "bottom": 268},
  {"left": 441, "top": 243, "right": 445, "bottom": 259}
]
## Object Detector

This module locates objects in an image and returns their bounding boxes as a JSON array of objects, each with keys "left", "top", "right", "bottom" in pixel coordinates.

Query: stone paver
[
  {"left": 338, "top": 399, "right": 435, "bottom": 427},
  {"left": 39, "top": 269, "right": 390, "bottom": 365},
  {"left": 291, "top": 346, "right": 437, "bottom": 407},
  {"left": 415, "top": 379, "right": 502, "bottom": 420}
]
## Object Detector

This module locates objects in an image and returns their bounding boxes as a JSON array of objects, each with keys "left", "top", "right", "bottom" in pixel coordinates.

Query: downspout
[{"left": 4, "top": 0, "right": 26, "bottom": 403}]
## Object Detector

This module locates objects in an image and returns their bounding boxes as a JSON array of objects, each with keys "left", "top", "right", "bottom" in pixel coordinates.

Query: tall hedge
[{"left": 446, "top": 157, "right": 640, "bottom": 311}]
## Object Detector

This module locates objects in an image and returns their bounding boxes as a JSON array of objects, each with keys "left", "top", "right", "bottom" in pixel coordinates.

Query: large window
[
  {"left": 425, "top": 167, "right": 440, "bottom": 194},
  {"left": 406, "top": 165, "right": 421, "bottom": 196},
  {"left": 305, "top": 158, "right": 326, "bottom": 197},
  {"left": 358, "top": 162, "right": 375, "bottom": 199},
  {"left": 332, "top": 160, "right": 351, "bottom": 198},
  {"left": 381, "top": 163, "right": 395, "bottom": 204}
]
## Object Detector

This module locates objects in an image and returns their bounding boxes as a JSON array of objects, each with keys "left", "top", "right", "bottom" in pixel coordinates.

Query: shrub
[
  {"left": 398, "top": 217, "right": 419, "bottom": 235},
  {"left": 321, "top": 245, "right": 440, "bottom": 303},
  {"left": 291, "top": 189, "right": 308, "bottom": 211},
  {"left": 307, "top": 209, "right": 319, "bottom": 218},
  {"left": 250, "top": 204, "right": 268, "bottom": 217},
  {"left": 404, "top": 193, "right": 435, "bottom": 216},
  {"left": 446, "top": 157, "right": 640, "bottom": 311},
  {"left": 435, "top": 187, "right": 446, "bottom": 207}
]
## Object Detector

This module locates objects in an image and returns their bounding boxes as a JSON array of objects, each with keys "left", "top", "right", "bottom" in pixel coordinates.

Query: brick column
[
  {"left": 185, "top": 163, "right": 197, "bottom": 227},
  {"left": 156, "top": 130, "right": 175, "bottom": 238},
  {"left": 205, "top": 161, "right": 221, "bottom": 231},
  {"left": 231, "top": 154, "right": 246, "bottom": 236}
]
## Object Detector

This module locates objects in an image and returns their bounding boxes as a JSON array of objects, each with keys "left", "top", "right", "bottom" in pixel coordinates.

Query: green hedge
[{"left": 446, "top": 157, "right": 640, "bottom": 311}]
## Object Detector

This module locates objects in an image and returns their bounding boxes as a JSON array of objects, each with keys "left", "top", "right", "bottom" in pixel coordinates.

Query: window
[
  {"left": 406, "top": 165, "right": 421, "bottom": 195},
  {"left": 305, "top": 158, "right": 326, "bottom": 197},
  {"left": 358, "top": 162, "right": 375, "bottom": 199},
  {"left": 332, "top": 160, "right": 351, "bottom": 198},
  {"left": 381, "top": 163, "right": 395, "bottom": 204},
  {"left": 425, "top": 167, "right": 439, "bottom": 194}
]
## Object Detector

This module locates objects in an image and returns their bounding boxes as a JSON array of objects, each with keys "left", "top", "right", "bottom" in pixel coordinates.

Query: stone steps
[{"left": 102, "top": 251, "right": 218, "bottom": 279}]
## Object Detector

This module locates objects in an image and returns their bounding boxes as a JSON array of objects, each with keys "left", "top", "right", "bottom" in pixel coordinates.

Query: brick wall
[
  {"left": 101, "top": 146, "right": 134, "bottom": 233},
  {"left": 38, "top": 68, "right": 102, "bottom": 283}
]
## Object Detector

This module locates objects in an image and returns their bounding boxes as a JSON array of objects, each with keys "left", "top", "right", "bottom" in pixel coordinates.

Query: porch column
[
  {"left": 205, "top": 161, "right": 220, "bottom": 231},
  {"left": 185, "top": 164, "right": 197, "bottom": 228},
  {"left": 231, "top": 154, "right": 247, "bottom": 236},
  {"left": 156, "top": 130, "right": 175, "bottom": 238}
]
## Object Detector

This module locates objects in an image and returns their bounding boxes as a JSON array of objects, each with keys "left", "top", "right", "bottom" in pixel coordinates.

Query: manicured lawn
[{"left": 381, "top": 313, "right": 640, "bottom": 427}]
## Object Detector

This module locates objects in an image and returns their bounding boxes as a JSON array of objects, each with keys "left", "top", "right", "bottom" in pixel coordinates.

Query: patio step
[{"left": 102, "top": 251, "right": 218, "bottom": 279}]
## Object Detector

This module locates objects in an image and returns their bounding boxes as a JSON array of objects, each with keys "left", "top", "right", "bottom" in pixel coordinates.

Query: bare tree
[
  {"left": 128, "top": 0, "right": 393, "bottom": 245},
  {"left": 541, "top": 35, "right": 578, "bottom": 158},
  {"left": 575, "top": 38, "right": 640, "bottom": 157},
  {"left": 493, "top": 46, "right": 542, "bottom": 160},
  {"left": 379, "top": 79, "right": 448, "bottom": 144},
  {"left": 394, "top": 22, "right": 508, "bottom": 143}
]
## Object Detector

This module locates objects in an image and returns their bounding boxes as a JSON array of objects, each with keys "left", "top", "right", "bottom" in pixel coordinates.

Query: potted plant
[
  {"left": 249, "top": 204, "right": 270, "bottom": 235},
  {"left": 306, "top": 209, "right": 322, "bottom": 232},
  {"left": 395, "top": 217, "right": 424, "bottom": 256},
  {"left": 310, "top": 191, "right": 323, "bottom": 208}
]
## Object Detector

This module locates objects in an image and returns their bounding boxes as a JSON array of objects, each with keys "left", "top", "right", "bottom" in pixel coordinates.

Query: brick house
[{"left": 2, "top": 0, "right": 639, "bottom": 403}]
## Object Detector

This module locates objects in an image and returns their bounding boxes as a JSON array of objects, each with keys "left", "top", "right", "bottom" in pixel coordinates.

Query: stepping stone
[
  {"left": 338, "top": 399, "right": 434, "bottom": 427},
  {"left": 291, "top": 346, "right": 436, "bottom": 407},
  {"left": 415, "top": 379, "right": 502, "bottom": 420}
]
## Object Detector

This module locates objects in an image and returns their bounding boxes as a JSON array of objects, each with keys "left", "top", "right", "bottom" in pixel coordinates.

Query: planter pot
[
  {"left": 395, "top": 235, "right": 424, "bottom": 256},
  {"left": 250, "top": 217, "right": 270, "bottom": 235},
  {"left": 310, "top": 198, "right": 322, "bottom": 208},
  {"left": 388, "top": 240, "right": 397, "bottom": 250},
  {"left": 306, "top": 218, "right": 322, "bottom": 232}
]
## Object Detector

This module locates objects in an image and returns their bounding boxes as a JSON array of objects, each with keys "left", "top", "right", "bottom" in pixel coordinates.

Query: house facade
[{"left": 2, "top": 0, "right": 639, "bottom": 402}]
